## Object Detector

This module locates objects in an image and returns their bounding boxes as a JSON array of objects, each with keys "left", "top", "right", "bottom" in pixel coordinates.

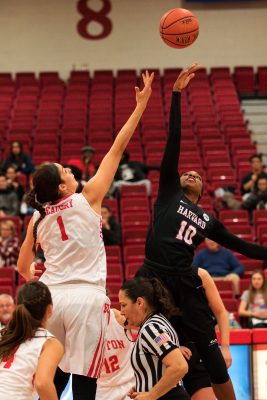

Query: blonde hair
[{"left": 0, "top": 220, "right": 16, "bottom": 237}]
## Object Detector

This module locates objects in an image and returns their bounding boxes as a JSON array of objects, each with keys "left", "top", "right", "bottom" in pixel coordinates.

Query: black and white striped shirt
[{"left": 131, "top": 313, "right": 180, "bottom": 393}]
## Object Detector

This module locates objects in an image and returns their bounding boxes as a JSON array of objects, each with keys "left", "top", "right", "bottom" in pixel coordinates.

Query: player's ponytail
[
  {"left": 0, "top": 281, "right": 52, "bottom": 361},
  {"left": 121, "top": 277, "right": 179, "bottom": 319},
  {"left": 150, "top": 278, "right": 179, "bottom": 319},
  {"left": 26, "top": 163, "right": 62, "bottom": 255}
]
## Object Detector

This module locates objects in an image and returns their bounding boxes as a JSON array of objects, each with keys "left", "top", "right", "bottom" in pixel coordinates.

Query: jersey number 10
[{"left": 176, "top": 220, "right": 196, "bottom": 245}]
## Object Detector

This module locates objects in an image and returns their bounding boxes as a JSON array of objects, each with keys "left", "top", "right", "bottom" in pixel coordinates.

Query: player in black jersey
[{"left": 136, "top": 64, "right": 267, "bottom": 400}]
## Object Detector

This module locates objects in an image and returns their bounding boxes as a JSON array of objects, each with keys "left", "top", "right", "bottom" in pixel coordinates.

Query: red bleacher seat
[
  {"left": 253, "top": 210, "right": 267, "bottom": 227},
  {"left": 125, "top": 263, "right": 140, "bottom": 279},
  {"left": 122, "top": 228, "right": 147, "bottom": 245},
  {"left": 219, "top": 210, "right": 250, "bottom": 226},
  {"left": 107, "top": 263, "right": 123, "bottom": 282},
  {"left": 240, "top": 259, "right": 264, "bottom": 273},
  {"left": 239, "top": 279, "right": 250, "bottom": 294},
  {"left": 121, "top": 212, "right": 150, "bottom": 228},
  {"left": 123, "top": 244, "right": 145, "bottom": 264},
  {"left": 119, "top": 185, "right": 148, "bottom": 198},
  {"left": 219, "top": 290, "right": 235, "bottom": 299},
  {"left": 106, "top": 281, "right": 122, "bottom": 296},
  {"left": 257, "top": 66, "right": 267, "bottom": 96},
  {"left": 227, "top": 225, "right": 252, "bottom": 235},
  {"left": 222, "top": 298, "right": 239, "bottom": 312},
  {"left": 214, "top": 280, "right": 234, "bottom": 292},
  {"left": 207, "top": 167, "right": 236, "bottom": 182},
  {"left": 234, "top": 66, "right": 255, "bottom": 96},
  {"left": 0, "top": 285, "right": 14, "bottom": 296},
  {"left": 256, "top": 225, "right": 267, "bottom": 244},
  {"left": 105, "top": 245, "right": 121, "bottom": 263},
  {"left": 0, "top": 267, "right": 16, "bottom": 288},
  {"left": 102, "top": 198, "right": 119, "bottom": 218}
]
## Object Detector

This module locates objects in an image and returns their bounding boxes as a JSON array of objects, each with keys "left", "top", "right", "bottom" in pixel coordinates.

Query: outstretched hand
[
  {"left": 173, "top": 63, "right": 201, "bottom": 92},
  {"left": 135, "top": 70, "right": 154, "bottom": 108}
]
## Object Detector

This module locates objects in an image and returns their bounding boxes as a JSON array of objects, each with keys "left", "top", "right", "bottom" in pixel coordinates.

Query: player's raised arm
[
  {"left": 17, "top": 218, "right": 36, "bottom": 281},
  {"left": 82, "top": 71, "right": 154, "bottom": 212},
  {"left": 208, "top": 218, "right": 267, "bottom": 260},
  {"left": 158, "top": 64, "right": 201, "bottom": 200}
]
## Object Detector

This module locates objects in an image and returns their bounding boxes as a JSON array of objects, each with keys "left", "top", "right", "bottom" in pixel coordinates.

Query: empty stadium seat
[
  {"left": 0, "top": 267, "right": 16, "bottom": 289},
  {"left": 219, "top": 210, "right": 250, "bottom": 226},
  {"left": 105, "top": 246, "right": 121, "bottom": 263},
  {"left": 123, "top": 244, "right": 145, "bottom": 264}
]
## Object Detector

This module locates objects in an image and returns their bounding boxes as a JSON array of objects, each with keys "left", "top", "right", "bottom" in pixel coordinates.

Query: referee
[{"left": 119, "top": 277, "right": 190, "bottom": 400}]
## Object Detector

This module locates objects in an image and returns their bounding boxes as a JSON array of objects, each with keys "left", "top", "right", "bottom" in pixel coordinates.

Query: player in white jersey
[
  {"left": 17, "top": 71, "right": 154, "bottom": 400},
  {"left": 96, "top": 308, "right": 135, "bottom": 400},
  {"left": 0, "top": 281, "right": 63, "bottom": 400}
]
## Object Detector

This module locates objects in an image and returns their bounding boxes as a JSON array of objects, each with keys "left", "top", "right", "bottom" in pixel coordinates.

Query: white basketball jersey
[
  {"left": 0, "top": 328, "right": 53, "bottom": 400},
  {"left": 34, "top": 193, "right": 106, "bottom": 287},
  {"left": 97, "top": 310, "right": 135, "bottom": 388}
]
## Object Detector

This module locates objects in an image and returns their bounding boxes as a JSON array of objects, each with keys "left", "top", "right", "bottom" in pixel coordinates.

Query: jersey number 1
[
  {"left": 176, "top": 220, "right": 196, "bottom": 245},
  {"left": 57, "top": 216, "right": 69, "bottom": 241}
]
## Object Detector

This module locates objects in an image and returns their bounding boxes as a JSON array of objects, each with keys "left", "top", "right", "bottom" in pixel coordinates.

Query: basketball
[{"left": 159, "top": 8, "right": 199, "bottom": 49}]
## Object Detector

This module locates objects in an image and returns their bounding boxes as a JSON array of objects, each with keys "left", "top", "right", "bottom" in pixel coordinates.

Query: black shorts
[
  {"left": 136, "top": 262, "right": 229, "bottom": 385},
  {"left": 136, "top": 262, "right": 216, "bottom": 341},
  {"left": 160, "top": 386, "right": 190, "bottom": 400},
  {"left": 182, "top": 342, "right": 211, "bottom": 396}
]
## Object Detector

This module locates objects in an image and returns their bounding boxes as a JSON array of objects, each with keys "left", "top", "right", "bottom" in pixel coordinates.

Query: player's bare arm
[
  {"left": 17, "top": 218, "right": 36, "bottom": 281},
  {"left": 198, "top": 268, "right": 232, "bottom": 368},
  {"left": 35, "top": 338, "right": 64, "bottom": 400}
]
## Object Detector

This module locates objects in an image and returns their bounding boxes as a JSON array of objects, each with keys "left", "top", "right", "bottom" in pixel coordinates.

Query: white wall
[{"left": 0, "top": 0, "right": 267, "bottom": 77}]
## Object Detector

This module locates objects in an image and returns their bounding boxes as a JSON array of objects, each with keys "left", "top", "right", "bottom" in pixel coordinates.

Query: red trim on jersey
[
  {"left": 52, "top": 194, "right": 72, "bottom": 205},
  {"left": 87, "top": 324, "right": 103, "bottom": 377},
  {"left": 94, "top": 336, "right": 106, "bottom": 378},
  {"left": 2, "top": 345, "right": 19, "bottom": 368}
]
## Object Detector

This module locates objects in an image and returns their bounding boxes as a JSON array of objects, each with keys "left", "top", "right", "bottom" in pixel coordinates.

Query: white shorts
[
  {"left": 48, "top": 283, "right": 110, "bottom": 377},
  {"left": 96, "top": 380, "right": 134, "bottom": 400}
]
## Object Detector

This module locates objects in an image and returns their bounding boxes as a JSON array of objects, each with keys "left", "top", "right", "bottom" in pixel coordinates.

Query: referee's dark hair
[{"left": 121, "top": 277, "right": 178, "bottom": 319}]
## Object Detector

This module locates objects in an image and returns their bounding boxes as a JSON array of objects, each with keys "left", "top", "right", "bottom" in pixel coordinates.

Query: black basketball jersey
[
  {"left": 146, "top": 191, "right": 215, "bottom": 269},
  {"left": 145, "top": 92, "right": 267, "bottom": 271}
]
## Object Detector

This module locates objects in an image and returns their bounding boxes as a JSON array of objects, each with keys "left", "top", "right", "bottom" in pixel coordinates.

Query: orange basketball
[{"left": 159, "top": 8, "right": 199, "bottom": 49}]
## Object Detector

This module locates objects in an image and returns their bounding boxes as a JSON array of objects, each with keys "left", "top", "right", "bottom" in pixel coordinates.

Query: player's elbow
[{"left": 35, "top": 378, "right": 53, "bottom": 396}]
